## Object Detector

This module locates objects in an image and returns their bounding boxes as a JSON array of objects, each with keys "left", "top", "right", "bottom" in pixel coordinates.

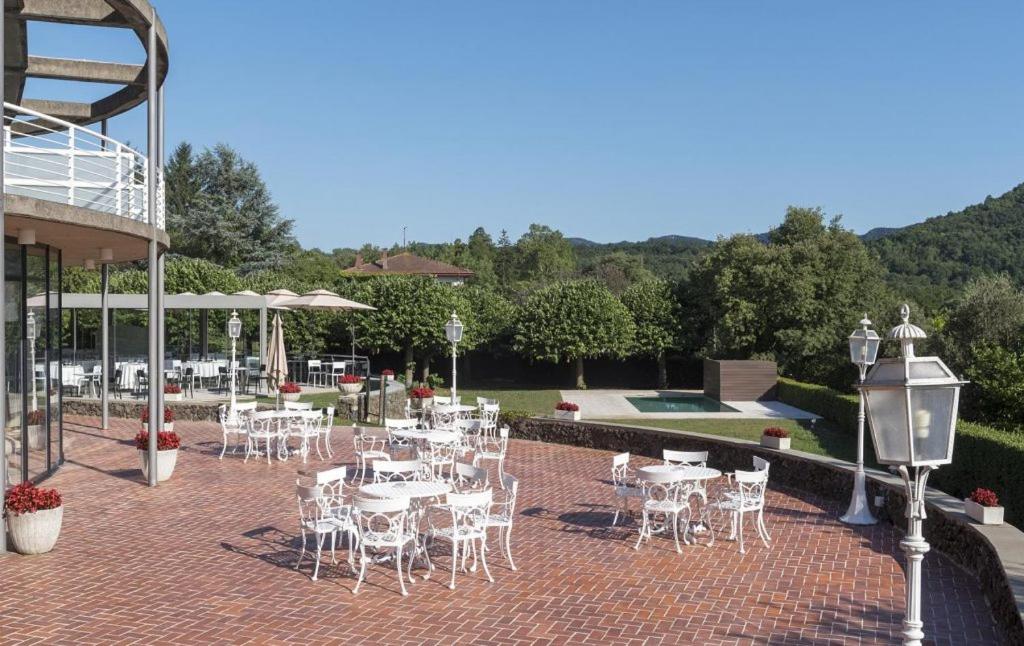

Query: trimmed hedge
[{"left": 779, "top": 377, "right": 1024, "bottom": 528}]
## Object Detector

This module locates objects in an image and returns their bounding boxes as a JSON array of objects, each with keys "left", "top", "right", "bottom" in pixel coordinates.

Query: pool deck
[{"left": 560, "top": 389, "right": 819, "bottom": 420}]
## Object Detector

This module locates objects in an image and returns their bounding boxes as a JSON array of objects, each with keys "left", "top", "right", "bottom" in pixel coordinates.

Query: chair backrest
[
  {"left": 353, "top": 496, "right": 409, "bottom": 545},
  {"left": 317, "top": 465, "right": 347, "bottom": 485},
  {"left": 296, "top": 482, "right": 329, "bottom": 527},
  {"left": 663, "top": 450, "right": 708, "bottom": 468},
  {"left": 184, "top": 367, "right": 194, "bottom": 377},
  {"left": 499, "top": 473, "right": 519, "bottom": 518},
  {"left": 433, "top": 395, "right": 452, "bottom": 406},
  {"left": 332, "top": 361, "right": 346, "bottom": 371},
  {"left": 479, "top": 425, "right": 509, "bottom": 456},
  {"left": 284, "top": 401, "right": 312, "bottom": 411},
  {"left": 373, "top": 459, "right": 423, "bottom": 482},
  {"left": 324, "top": 406, "right": 335, "bottom": 428},
  {"left": 248, "top": 409, "right": 279, "bottom": 433},
  {"left": 384, "top": 418, "right": 418, "bottom": 431},
  {"left": 308, "top": 359, "right": 321, "bottom": 369},
  {"left": 354, "top": 427, "right": 389, "bottom": 454},
  {"left": 236, "top": 401, "right": 258, "bottom": 412},
  {"left": 752, "top": 456, "right": 770, "bottom": 473},
  {"left": 637, "top": 469, "right": 683, "bottom": 503},
  {"left": 734, "top": 468, "right": 769, "bottom": 506},
  {"left": 612, "top": 453, "right": 632, "bottom": 486},
  {"left": 444, "top": 490, "right": 492, "bottom": 537},
  {"left": 452, "top": 462, "right": 489, "bottom": 491},
  {"left": 479, "top": 403, "right": 500, "bottom": 429}
]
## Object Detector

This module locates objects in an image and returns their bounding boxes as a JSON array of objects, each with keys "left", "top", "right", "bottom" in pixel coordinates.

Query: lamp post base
[{"left": 840, "top": 469, "right": 878, "bottom": 525}]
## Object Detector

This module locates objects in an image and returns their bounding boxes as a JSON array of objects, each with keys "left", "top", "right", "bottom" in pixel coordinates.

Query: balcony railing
[{"left": 2, "top": 102, "right": 164, "bottom": 229}]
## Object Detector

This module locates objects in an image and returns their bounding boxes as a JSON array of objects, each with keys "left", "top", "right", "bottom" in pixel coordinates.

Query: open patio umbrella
[
  {"left": 266, "top": 312, "right": 288, "bottom": 409},
  {"left": 265, "top": 288, "right": 299, "bottom": 310},
  {"left": 279, "top": 289, "right": 376, "bottom": 363}
]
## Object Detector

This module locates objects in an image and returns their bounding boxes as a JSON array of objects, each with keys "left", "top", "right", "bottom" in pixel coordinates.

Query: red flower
[
  {"left": 26, "top": 409, "right": 46, "bottom": 425},
  {"left": 763, "top": 427, "right": 789, "bottom": 439},
  {"left": 381, "top": 369, "right": 395, "bottom": 376},
  {"left": 410, "top": 387, "right": 434, "bottom": 399},
  {"left": 338, "top": 375, "right": 363, "bottom": 384},
  {"left": 140, "top": 407, "right": 175, "bottom": 423},
  {"left": 969, "top": 488, "right": 999, "bottom": 508},
  {"left": 164, "top": 384, "right": 182, "bottom": 394},
  {"left": 135, "top": 430, "right": 181, "bottom": 451},
  {"left": 279, "top": 382, "right": 302, "bottom": 394},
  {"left": 555, "top": 401, "right": 579, "bottom": 412},
  {"left": 4, "top": 481, "right": 62, "bottom": 516}
]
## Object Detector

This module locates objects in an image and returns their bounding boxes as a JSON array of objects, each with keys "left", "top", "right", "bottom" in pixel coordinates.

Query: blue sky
[{"left": 24, "top": 2, "right": 1024, "bottom": 250}]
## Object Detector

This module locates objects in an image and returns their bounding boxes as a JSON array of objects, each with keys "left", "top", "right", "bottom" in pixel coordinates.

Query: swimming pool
[{"left": 626, "top": 395, "right": 739, "bottom": 413}]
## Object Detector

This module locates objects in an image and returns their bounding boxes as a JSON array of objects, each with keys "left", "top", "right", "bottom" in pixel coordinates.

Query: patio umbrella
[
  {"left": 265, "top": 288, "right": 299, "bottom": 310},
  {"left": 278, "top": 289, "right": 376, "bottom": 312},
  {"left": 266, "top": 312, "right": 288, "bottom": 408}
]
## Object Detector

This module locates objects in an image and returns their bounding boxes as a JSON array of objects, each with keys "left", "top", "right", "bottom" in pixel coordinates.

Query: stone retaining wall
[
  {"left": 512, "top": 418, "right": 1024, "bottom": 644},
  {"left": 62, "top": 399, "right": 232, "bottom": 422}
]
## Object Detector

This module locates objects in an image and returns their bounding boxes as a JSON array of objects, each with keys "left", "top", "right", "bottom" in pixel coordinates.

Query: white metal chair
[
  {"left": 424, "top": 439, "right": 459, "bottom": 482},
  {"left": 329, "top": 361, "right": 347, "bottom": 385},
  {"left": 295, "top": 481, "right": 356, "bottom": 581},
  {"left": 484, "top": 473, "right": 519, "bottom": 571},
  {"left": 455, "top": 418, "right": 482, "bottom": 457},
  {"left": 424, "top": 490, "right": 494, "bottom": 590},
  {"left": 710, "top": 468, "right": 771, "bottom": 554},
  {"left": 307, "top": 359, "right": 325, "bottom": 387},
  {"left": 319, "top": 406, "right": 336, "bottom": 457},
  {"left": 433, "top": 395, "right": 452, "bottom": 406},
  {"left": 372, "top": 459, "right": 423, "bottom": 483},
  {"left": 352, "top": 496, "right": 414, "bottom": 596},
  {"left": 473, "top": 426, "right": 509, "bottom": 488},
  {"left": 384, "top": 418, "right": 418, "bottom": 458},
  {"left": 218, "top": 404, "right": 248, "bottom": 460},
  {"left": 634, "top": 470, "right": 690, "bottom": 553},
  {"left": 611, "top": 452, "right": 644, "bottom": 526},
  {"left": 663, "top": 449, "right": 710, "bottom": 501},
  {"left": 353, "top": 428, "right": 391, "bottom": 483},
  {"left": 430, "top": 406, "right": 459, "bottom": 430},
  {"left": 293, "top": 410, "right": 324, "bottom": 463},
  {"left": 284, "top": 400, "right": 313, "bottom": 411},
  {"left": 451, "top": 462, "right": 489, "bottom": 492},
  {"left": 478, "top": 403, "right": 499, "bottom": 440},
  {"left": 246, "top": 410, "right": 280, "bottom": 465}
]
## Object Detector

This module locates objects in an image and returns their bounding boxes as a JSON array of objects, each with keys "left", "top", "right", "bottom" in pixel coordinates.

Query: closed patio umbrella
[{"left": 266, "top": 312, "right": 288, "bottom": 408}]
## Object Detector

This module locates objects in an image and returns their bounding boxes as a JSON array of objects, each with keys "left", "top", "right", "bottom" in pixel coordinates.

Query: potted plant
[
  {"left": 553, "top": 401, "right": 581, "bottom": 421},
  {"left": 279, "top": 381, "right": 302, "bottom": 402},
  {"left": 136, "top": 428, "right": 181, "bottom": 482},
  {"left": 381, "top": 369, "right": 395, "bottom": 382},
  {"left": 964, "top": 488, "right": 1004, "bottom": 525},
  {"left": 26, "top": 409, "right": 46, "bottom": 450},
  {"left": 164, "top": 383, "right": 183, "bottom": 402},
  {"left": 141, "top": 406, "right": 175, "bottom": 433},
  {"left": 337, "top": 374, "right": 365, "bottom": 395},
  {"left": 760, "top": 427, "right": 791, "bottom": 450},
  {"left": 4, "top": 481, "right": 63, "bottom": 554},
  {"left": 409, "top": 386, "right": 434, "bottom": 410}
]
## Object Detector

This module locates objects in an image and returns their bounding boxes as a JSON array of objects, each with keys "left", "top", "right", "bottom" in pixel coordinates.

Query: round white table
[
  {"left": 433, "top": 404, "right": 476, "bottom": 415},
  {"left": 637, "top": 464, "right": 721, "bottom": 547},
  {"left": 359, "top": 480, "right": 452, "bottom": 500},
  {"left": 638, "top": 465, "right": 722, "bottom": 481},
  {"left": 392, "top": 429, "right": 459, "bottom": 444}
]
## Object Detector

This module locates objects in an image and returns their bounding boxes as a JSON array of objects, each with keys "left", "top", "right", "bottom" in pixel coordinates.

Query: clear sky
[{"left": 23, "top": 2, "right": 1024, "bottom": 250}]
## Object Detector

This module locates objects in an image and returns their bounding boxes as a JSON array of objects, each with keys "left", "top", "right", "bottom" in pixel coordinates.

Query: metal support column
[
  {"left": 259, "top": 306, "right": 267, "bottom": 385},
  {"left": 0, "top": 0, "right": 8, "bottom": 554},
  {"left": 156, "top": 86, "right": 165, "bottom": 433},
  {"left": 146, "top": 12, "right": 159, "bottom": 486},
  {"left": 101, "top": 264, "right": 109, "bottom": 429}
]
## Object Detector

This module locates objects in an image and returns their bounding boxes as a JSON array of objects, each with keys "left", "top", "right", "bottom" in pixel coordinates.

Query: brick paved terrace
[{"left": 2, "top": 416, "right": 1002, "bottom": 644}]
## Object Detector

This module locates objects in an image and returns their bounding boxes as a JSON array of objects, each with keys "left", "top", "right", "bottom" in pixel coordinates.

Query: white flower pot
[
  {"left": 964, "top": 499, "right": 1004, "bottom": 525},
  {"left": 27, "top": 424, "right": 46, "bottom": 450},
  {"left": 383, "top": 375, "right": 395, "bottom": 382},
  {"left": 283, "top": 392, "right": 301, "bottom": 402},
  {"left": 338, "top": 382, "right": 364, "bottom": 395},
  {"left": 165, "top": 393, "right": 183, "bottom": 402},
  {"left": 139, "top": 448, "right": 179, "bottom": 482},
  {"left": 8, "top": 506, "right": 63, "bottom": 555},
  {"left": 553, "top": 409, "right": 581, "bottom": 421},
  {"left": 141, "top": 422, "right": 174, "bottom": 433},
  {"left": 412, "top": 397, "right": 433, "bottom": 410},
  {"left": 761, "top": 435, "right": 791, "bottom": 450}
]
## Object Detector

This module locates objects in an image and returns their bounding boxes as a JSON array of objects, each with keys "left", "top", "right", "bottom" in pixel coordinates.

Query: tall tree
[
  {"left": 622, "top": 279, "right": 680, "bottom": 388},
  {"left": 516, "top": 224, "right": 577, "bottom": 285}
]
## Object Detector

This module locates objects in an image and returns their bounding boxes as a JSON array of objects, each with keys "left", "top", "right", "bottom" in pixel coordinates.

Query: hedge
[{"left": 778, "top": 377, "right": 1024, "bottom": 528}]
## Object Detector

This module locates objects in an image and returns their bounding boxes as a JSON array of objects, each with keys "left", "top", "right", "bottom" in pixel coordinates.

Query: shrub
[
  {"left": 140, "top": 407, "right": 174, "bottom": 424},
  {"left": 555, "top": 401, "right": 579, "bottom": 412},
  {"left": 4, "top": 481, "right": 62, "bottom": 515},
  {"left": 164, "top": 384, "right": 182, "bottom": 394},
  {"left": 135, "top": 430, "right": 181, "bottom": 451},
  {"left": 279, "top": 382, "right": 301, "bottom": 394},
  {"left": 381, "top": 369, "right": 395, "bottom": 376},
  {"left": 762, "top": 427, "right": 790, "bottom": 438},
  {"left": 777, "top": 378, "right": 859, "bottom": 436},
  {"left": 969, "top": 488, "right": 1000, "bottom": 507},
  {"left": 338, "top": 375, "right": 363, "bottom": 384},
  {"left": 426, "top": 374, "right": 445, "bottom": 390},
  {"left": 26, "top": 410, "right": 45, "bottom": 425},
  {"left": 409, "top": 387, "right": 434, "bottom": 399},
  {"left": 498, "top": 409, "right": 531, "bottom": 430}
]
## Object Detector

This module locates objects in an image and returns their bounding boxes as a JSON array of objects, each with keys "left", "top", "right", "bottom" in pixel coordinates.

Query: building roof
[{"left": 343, "top": 252, "right": 474, "bottom": 278}]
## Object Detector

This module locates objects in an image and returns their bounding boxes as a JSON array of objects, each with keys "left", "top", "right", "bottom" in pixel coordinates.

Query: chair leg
[
  {"left": 672, "top": 512, "right": 682, "bottom": 553},
  {"left": 296, "top": 526, "right": 307, "bottom": 570},
  {"left": 478, "top": 537, "right": 494, "bottom": 583},
  {"left": 449, "top": 540, "right": 459, "bottom": 590},
  {"left": 312, "top": 532, "right": 325, "bottom": 581},
  {"left": 219, "top": 434, "right": 228, "bottom": 460},
  {"left": 504, "top": 524, "right": 517, "bottom": 571},
  {"left": 758, "top": 509, "right": 772, "bottom": 541},
  {"left": 266, "top": 436, "right": 272, "bottom": 466},
  {"left": 634, "top": 510, "right": 648, "bottom": 550},
  {"left": 738, "top": 510, "right": 746, "bottom": 555},
  {"left": 353, "top": 543, "right": 367, "bottom": 594},
  {"left": 396, "top": 543, "right": 409, "bottom": 596}
]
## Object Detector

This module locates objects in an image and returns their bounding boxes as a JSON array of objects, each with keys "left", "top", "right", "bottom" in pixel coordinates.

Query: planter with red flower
[
  {"left": 964, "top": 488, "right": 1004, "bottom": 525},
  {"left": 4, "top": 481, "right": 63, "bottom": 554},
  {"left": 141, "top": 406, "right": 175, "bottom": 433},
  {"left": 409, "top": 386, "right": 434, "bottom": 410},
  {"left": 760, "top": 427, "right": 791, "bottom": 450},
  {"left": 381, "top": 369, "right": 395, "bottom": 382},
  {"left": 26, "top": 409, "right": 46, "bottom": 450},
  {"left": 136, "top": 428, "right": 181, "bottom": 482},
  {"left": 337, "top": 374, "right": 365, "bottom": 395},
  {"left": 164, "top": 383, "right": 183, "bottom": 402},
  {"left": 279, "top": 381, "right": 302, "bottom": 402},
  {"left": 553, "top": 401, "right": 581, "bottom": 422}
]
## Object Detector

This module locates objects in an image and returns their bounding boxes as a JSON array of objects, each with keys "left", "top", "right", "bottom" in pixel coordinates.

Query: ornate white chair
[
  {"left": 246, "top": 409, "right": 280, "bottom": 464},
  {"left": 353, "top": 428, "right": 391, "bottom": 483},
  {"left": 710, "top": 468, "right": 770, "bottom": 554},
  {"left": 319, "top": 406, "right": 336, "bottom": 457},
  {"left": 455, "top": 418, "right": 482, "bottom": 458},
  {"left": 352, "top": 496, "right": 414, "bottom": 596},
  {"left": 663, "top": 449, "right": 710, "bottom": 501},
  {"left": 473, "top": 426, "right": 509, "bottom": 488},
  {"left": 424, "top": 439, "right": 459, "bottom": 482},
  {"left": 372, "top": 459, "right": 423, "bottom": 483},
  {"left": 295, "top": 481, "right": 356, "bottom": 581},
  {"left": 634, "top": 470, "right": 689, "bottom": 553},
  {"left": 284, "top": 401, "right": 313, "bottom": 411},
  {"left": 478, "top": 403, "right": 499, "bottom": 439},
  {"left": 218, "top": 404, "right": 248, "bottom": 460},
  {"left": 484, "top": 473, "right": 519, "bottom": 571},
  {"left": 424, "top": 490, "right": 494, "bottom": 590},
  {"left": 451, "top": 462, "right": 489, "bottom": 492},
  {"left": 307, "top": 359, "right": 325, "bottom": 387},
  {"left": 430, "top": 406, "right": 459, "bottom": 430},
  {"left": 384, "top": 418, "right": 418, "bottom": 458},
  {"left": 293, "top": 410, "right": 323, "bottom": 463},
  {"left": 611, "top": 452, "right": 644, "bottom": 526}
]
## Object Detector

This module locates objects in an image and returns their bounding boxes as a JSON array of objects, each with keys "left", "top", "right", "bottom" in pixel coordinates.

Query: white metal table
[
  {"left": 637, "top": 465, "right": 722, "bottom": 546},
  {"left": 358, "top": 480, "right": 453, "bottom": 578}
]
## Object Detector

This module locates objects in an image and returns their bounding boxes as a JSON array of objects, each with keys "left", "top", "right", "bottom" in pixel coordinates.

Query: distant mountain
[
  {"left": 569, "top": 234, "right": 712, "bottom": 248},
  {"left": 571, "top": 235, "right": 712, "bottom": 280},
  {"left": 861, "top": 227, "right": 901, "bottom": 242}
]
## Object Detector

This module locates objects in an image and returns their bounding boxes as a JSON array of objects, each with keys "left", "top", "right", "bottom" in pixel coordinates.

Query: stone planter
[
  {"left": 553, "top": 409, "right": 581, "bottom": 421},
  {"left": 7, "top": 506, "right": 63, "bottom": 555},
  {"left": 139, "top": 448, "right": 178, "bottom": 482},
  {"left": 282, "top": 392, "right": 301, "bottom": 402},
  {"left": 964, "top": 499, "right": 1004, "bottom": 525},
  {"left": 760, "top": 435, "right": 791, "bottom": 450},
  {"left": 27, "top": 424, "right": 46, "bottom": 450},
  {"left": 338, "top": 382, "right": 364, "bottom": 395},
  {"left": 165, "top": 392, "right": 183, "bottom": 402}
]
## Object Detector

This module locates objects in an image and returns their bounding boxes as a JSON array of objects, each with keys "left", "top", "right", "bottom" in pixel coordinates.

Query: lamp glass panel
[
  {"left": 908, "top": 361, "right": 949, "bottom": 380},
  {"left": 909, "top": 387, "right": 955, "bottom": 464},
  {"left": 849, "top": 336, "right": 867, "bottom": 364},
  {"left": 865, "top": 360, "right": 905, "bottom": 384},
  {"left": 228, "top": 318, "right": 242, "bottom": 339},
  {"left": 864, "top": 388, "right": 911, "bottom": 464},
  {"left": 445, "top": 320, "right": 463, "bottom": 343},
  {"left": 864, "top": 337, "right": 881, "bottom": 365}
]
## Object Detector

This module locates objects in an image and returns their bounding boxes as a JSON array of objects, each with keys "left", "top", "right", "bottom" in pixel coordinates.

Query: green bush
[
  {"left": 779, "top": 377, "right": 1024, "bottom": 528},
  {"left": 498, "top": 409, "right": 531, "bottom": 430}
]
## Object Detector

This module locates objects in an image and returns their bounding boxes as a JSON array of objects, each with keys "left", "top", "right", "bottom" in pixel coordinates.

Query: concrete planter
[
  {"left": 760, "top": 435, "right": 791, "bottom": 450},
  {"left": 553, "top": 409, "right": 581, "bottom": 421},
  {"left": 338, "top": 382, "right": 364, "bottom": 395},
  {"left": 7, "top": 505, "right": 63, "bottom": 554},
  {"left": 411, "top": 397, "right": 433, "bottom": 410},
  {"left": 964, "top": 499, "right": 1004, "bottom": 525},
  {"left": 141, "top": 422, "right": 174, "bottom": 433},
  {"left": 27, "top": 424, "right": 45, "bottom": 450},
  {"left": 164, "top": 392, "right": 183, "bottom": 402},
  {"left": 139, "top": 448, "right": 178, "bottom": 482},
  {"left": 282, "top": 392, "right": 301, "bottom": 402}
]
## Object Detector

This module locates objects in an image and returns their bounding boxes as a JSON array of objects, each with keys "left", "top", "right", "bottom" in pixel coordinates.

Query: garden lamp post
[
  {"left": 228, "top": 310, "right": 242, "bottom": 422},
  {"left": 444, "top": 311, "right": 464, "bottom": 402},
  {"left": 858, "top": 304, "right": 966, "bottom": 646},
  {"left": 26, "top": 310, "right": 37, "bottom": 412},
  {"left": 841, "top": 314, "right": 881, "bottom": 525}
]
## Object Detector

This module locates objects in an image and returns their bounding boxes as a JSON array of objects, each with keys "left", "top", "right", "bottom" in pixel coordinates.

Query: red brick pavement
[{"left": 0, "top": 417, "right": 1001, "bottom": 645}]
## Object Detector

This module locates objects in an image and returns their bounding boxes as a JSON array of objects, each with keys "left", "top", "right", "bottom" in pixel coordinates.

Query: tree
[
  {"left": 622, "top": 279, "right": 680, "bottom": 388},
  {"left": 582, "top": 251, "right": 655, "bottom": 296},
  {"left": 939, "top": 274, "right": 1024, "bottom": 371},
  {"left": 516, "top": 224, "right": 577, "bottom": 285},
  {"left": 514, "top": 280, "right": 635, "bottom": 389}
]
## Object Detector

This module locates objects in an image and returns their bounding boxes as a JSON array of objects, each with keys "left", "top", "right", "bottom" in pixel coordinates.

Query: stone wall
[
  {"left": 334, "top": 382, "right": 408, "bottom": 424},
  {"left": 62, "top": 399, "right": 234, "bottom": 422},
  {"left": 512, "top": 418, "right": 1024, "bottom": 644}
]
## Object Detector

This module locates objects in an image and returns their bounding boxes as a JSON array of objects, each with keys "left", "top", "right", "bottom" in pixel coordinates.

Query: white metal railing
[{"left": 2, "top": 102, "right": 164, "bottom": 229}]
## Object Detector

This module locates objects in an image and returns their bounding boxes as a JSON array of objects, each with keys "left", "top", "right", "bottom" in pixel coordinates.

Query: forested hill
[
  {"left": 867, "top": 182, "right": 1024, "bottom": 302},
  {"left": 570, "top": 235, "right": 711, "bottom": 280}
]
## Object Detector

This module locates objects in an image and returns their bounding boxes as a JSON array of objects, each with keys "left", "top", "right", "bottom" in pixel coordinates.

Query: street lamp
[
  {"left": 858, "top": 304, "right": 966, "bottom": 646},
  {"left": 841, "top": 314, "right": 881, "bottom": 525},
  {"left": 26, "top": 311, "right": 37, "bottom": 412},
  {"left": 227, "top": 310, "right": 242, "bottom": 422},
  {"left": 444, "top": 311, "right": 464, "bottom": 403}
]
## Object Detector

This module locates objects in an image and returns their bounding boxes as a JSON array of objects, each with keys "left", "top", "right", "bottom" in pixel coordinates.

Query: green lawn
[{"left": 254, "top": 386, "right": 561, "bottom": 417}]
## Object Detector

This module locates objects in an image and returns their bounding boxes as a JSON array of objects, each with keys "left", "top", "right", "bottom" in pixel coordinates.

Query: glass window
[{"left": 4, "top": 241, "right": 24, "bottom": 484}]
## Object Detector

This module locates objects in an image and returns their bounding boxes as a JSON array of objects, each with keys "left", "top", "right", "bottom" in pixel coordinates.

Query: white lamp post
[
  {"left": 26, "top": 310, "right": 37, "bottom": 412},
  {"left": 444, "top": 311, "right": 464, "bottom": 402},
  {"left": 858, "top": 304, "right": 966, "bottom": 646},
  {"left": 841, "top": 314, "right": 881, "bottom": 525},
  {"left": 227, "top": 310, "right": 242, "bottom": 422}
]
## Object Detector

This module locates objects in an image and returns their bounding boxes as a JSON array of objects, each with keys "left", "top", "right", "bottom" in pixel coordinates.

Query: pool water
[{"left": 626, "top": 395, "right": 739, "bottom": 413}]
